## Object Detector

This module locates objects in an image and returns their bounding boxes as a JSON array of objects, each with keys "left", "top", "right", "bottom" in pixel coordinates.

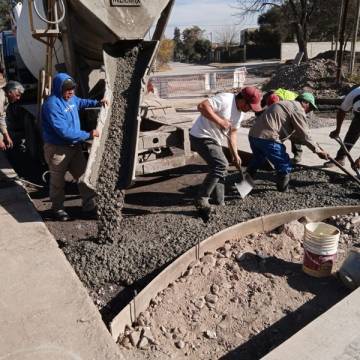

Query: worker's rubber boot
[
  {"left": 53, "top": 209, "right": 70, "bottom": 222},
  {"left": 213, "top": 182, "right": 225, "bottom": 206},
  {"left": 194, "top": 176, "right": 219, "bottom": 212},
  {"left": 276, "top": 173, "right": 290, "bottom": 192}
]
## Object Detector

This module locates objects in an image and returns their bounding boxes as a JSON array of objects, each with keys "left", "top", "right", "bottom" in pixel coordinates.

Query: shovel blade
[{"left": 235, "top": 174, "right": 254, "bottom": 199}]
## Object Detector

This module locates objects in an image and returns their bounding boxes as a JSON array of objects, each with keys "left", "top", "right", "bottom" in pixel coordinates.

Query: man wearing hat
[
  {"left": 260, "top": 88, "right": 305, "bottom": 164},
  {"left": 0, "top": 80, "right": 24, "bottom": 151},
  {"left": 42, "top": 72, "right": 107, "bottom": 221},
  {"left": 324, "top": 85, "right": 360, "bottom": 168},
  {"left": 247, "top": 92, "right": 328, "bottom": 192},
  {"left": 190, "top": 86, "right": 262, "bottom": 212}
]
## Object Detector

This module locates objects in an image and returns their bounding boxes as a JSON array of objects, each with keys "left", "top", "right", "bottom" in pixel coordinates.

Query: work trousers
[
  {"left": 291, "top": 141, "right": 302, "bottom": 158},
  {"left": 44, "top": 143, "right": 96, "bottom": 211},
  {"left": 336, "top": 113, "right": 360, "bottom": 159},
  {"left": 190, "top": 135, "right": 228, "bottom": 200},
  {"left": 248, "top": 136, "right": 292, "bottom": 175}
]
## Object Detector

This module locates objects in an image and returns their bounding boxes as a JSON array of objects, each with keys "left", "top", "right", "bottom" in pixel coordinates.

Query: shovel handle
[
  {"left": 328, "top": 156, "right": 360, "bottom": 186},
  {"left": 317, "top": 143, "right": 360, "bottom": 186},
  {"left": 334, "top": 136, "right": 360, "bottom": 177}
]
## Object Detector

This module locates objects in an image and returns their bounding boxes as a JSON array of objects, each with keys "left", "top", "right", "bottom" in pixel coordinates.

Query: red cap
[
  {"left": 241, "top": 86, "right": 262, "bottom": 112},
  {"left": 267, "top": 93, "right": 280, "bottom": 106}
]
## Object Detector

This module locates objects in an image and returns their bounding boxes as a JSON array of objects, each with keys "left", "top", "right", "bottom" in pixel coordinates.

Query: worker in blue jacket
[{"left": 42, "top": 72, "right": 107, "bottom": 221}]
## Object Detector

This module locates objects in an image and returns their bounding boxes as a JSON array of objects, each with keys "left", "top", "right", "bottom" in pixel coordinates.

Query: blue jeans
[{"left": 248, "top": 136, "right": 292, "bottom": 175}]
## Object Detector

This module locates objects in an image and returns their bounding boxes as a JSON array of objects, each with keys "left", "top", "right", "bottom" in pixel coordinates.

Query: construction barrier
[{"left": 150, "top": 67, "right": 247, "bottom": 98}]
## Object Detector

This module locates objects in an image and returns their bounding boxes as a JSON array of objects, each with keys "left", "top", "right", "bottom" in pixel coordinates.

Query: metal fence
[{"left": 150, "top": 67, "right": 247, "bottom": 98}]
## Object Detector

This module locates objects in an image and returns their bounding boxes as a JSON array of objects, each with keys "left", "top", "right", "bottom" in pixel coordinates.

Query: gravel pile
[
  {"left": 117, "top": 217, "right": 358, "bottom": 359},
  {"left": 62, "top": 167, "right": 360, "bottom": 289},
  {"left": 263, "top": 59, "right": 340, "bottom": 97}
]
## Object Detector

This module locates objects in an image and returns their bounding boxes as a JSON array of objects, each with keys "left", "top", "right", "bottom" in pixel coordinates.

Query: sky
[{"left": 164, "top": 0, "right": 258, "bottom": 41}]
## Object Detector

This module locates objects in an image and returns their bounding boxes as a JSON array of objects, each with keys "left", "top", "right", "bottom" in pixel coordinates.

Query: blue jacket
[{"left": 42, "top": 73, "right": 99, "bottom": 145}]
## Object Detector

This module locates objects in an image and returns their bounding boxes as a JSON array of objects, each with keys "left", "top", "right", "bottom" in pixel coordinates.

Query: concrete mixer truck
[{"left": 2, "top": 0, "right": 194, "bottom": 190}]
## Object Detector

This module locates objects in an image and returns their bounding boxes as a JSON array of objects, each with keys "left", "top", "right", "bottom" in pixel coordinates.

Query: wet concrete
[
  {"left": 62, "top": 165, "right": 360, "bottom": 292},
  {"left": 97, "top": 45, "right": 143, "bottom": 243}
]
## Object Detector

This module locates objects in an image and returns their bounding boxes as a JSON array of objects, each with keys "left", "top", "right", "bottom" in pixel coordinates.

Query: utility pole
[{"left": 350, "top": 0, "right": 360, "bottom": 76}]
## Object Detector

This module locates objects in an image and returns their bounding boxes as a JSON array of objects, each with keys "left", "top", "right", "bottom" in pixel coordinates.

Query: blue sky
[{"left": 164, "top": 0, "right": 258, "bottom": 40}]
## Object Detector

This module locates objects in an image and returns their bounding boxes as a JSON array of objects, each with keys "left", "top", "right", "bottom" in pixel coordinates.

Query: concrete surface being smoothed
[
  {"left": 262, "top": 287, "right": 360, "bottom": 360},
  {"left": 0, "top": 152, "right": 123, "bottom": 360}
]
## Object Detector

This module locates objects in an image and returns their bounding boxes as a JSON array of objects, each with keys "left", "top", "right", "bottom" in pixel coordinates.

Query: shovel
[
  {"left": 334, "top": 136, "right": 360, "bottom": 178},
  {"left": 223, "top": 130, "right": 254, "bottom": 198},
  {"left": 318, "top": 144, "right": 360, "bottom": 187},
  {"left": 234, "top": 170, "right": 255, "bottom": 199}
]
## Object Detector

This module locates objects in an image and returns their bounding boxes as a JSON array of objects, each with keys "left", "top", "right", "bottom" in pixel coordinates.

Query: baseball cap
[
  {"left": 267, "top": 93, "right": 280, "bottom": 106},
  {"left": 62, "top": 78, "right": 76, "bottom": 92},
  {"left": 297, "top": 92, "right": 318, "bottom": 110},
  {"left": 241, "top": 86, "right": 262, "bottom": 112}
]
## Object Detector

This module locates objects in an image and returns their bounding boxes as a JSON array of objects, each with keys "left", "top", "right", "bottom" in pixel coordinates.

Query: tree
[
  {"left": 0, "top": 0, "right": 12, "bottom": 30},
  {"left": 234, "top": 0, "right": 340, "bottom": 60},
  {"left": 156, "top": 38, "right": 174, "bottom": 68},
  {"left": 215, "top": 25, "right": 239, "bottom": 50},
  {"left": 182, "top": 26, "right": 205, "bottom": 62},
  {"left": 193, "top": 38, "right": 211, "bottom": 62},
  {"left": 173, "top": 27, "right": 184, "bottom": 61}
]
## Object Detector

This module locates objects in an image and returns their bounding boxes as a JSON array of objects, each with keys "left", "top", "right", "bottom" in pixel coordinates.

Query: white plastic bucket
[{"left": 302, "top": 222, "right": 340, "bottom": 277}]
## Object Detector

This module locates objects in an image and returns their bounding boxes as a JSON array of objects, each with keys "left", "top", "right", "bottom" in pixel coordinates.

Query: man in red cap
[{"left": 190, "top": 86, "right": 262, "bottom": 212}]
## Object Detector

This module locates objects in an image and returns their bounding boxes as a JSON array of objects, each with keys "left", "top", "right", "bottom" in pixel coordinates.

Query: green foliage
[
  {"left": 0, "top": 0, "right": 11, "bottom": 30},
  {"left": 157, "top": 38, "right": 175, "bottom": 67},
  {"left": 172, "top": 25, "right": 211, "bottom": 63}
]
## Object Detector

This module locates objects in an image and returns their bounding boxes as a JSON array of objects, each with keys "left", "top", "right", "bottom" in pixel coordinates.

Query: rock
[
  {"left": 120, "top": 336, "right": 133, "bottom": 349},
  {"left": 201, "top": 255, "right": 216, "bottom": 267},
  {"left": 188, "top": 260, "right": 200, "bottom": 269},
  {"left": 225, "top": 251, "right": 232, "bottom": 258},
  {"left": 204, "top": 330, "right": 217, "bottom": 339},
  {"left": 175, "top": 340, "right": 185, "bottom": 349},
  {"left": 224, "top": 243, "right": 232, "bottom": 251},
  {"left": 201, "top": 266, "right": 210, "bottom": 276},
  {"left": 211, "top": 284, "right": 220, "bottom": 295},
  {"left": 235, "top": 252, "right": 245, "bottom": 262},
  {"left": 129, "top": 330, "right": 141, "bottom": 347},
  {"left": 138, "top": 336, "right": 150, "bottom": 349},
  {"left": 205, "top": 294, "right": 219, "bottom": 304},
  {"left": 283, "top": 220, "right": 304, "bottom": 242},
  {"left": 142, "top": 327, "right": 156, "bottom": 344},
  {"left": 193, "top": 297, "right": 205, "bottom": 309}
]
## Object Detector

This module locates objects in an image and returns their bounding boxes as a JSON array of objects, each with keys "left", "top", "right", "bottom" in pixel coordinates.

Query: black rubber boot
[
  {"left": 194, "top": 176, "right": 219, "bottom": 210},
  {"left": 213, "top": 182, "right": 225, "bottom": 205},
  {"left": 276, "top": 173, "right": 290, "bottom": 192}
]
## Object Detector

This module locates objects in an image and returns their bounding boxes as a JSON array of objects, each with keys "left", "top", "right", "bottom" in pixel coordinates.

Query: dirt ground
[{"left": 118, "top": 217, "right": 359, "bottom": 360}]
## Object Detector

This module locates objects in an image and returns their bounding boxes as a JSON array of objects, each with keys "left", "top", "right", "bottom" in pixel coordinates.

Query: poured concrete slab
[
  {"left": 0, "top": 153, "right": 124, "bottom": 359},
  {"left": 262, "top": 287, "right": 360, "bottom": 360}
]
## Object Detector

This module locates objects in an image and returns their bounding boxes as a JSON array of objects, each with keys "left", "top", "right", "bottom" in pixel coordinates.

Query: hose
[{"left": 33, "top": 0, "right": 66, "bottom": 25}]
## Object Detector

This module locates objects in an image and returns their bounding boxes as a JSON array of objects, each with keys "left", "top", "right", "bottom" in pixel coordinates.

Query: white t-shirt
[
  {"left": 340, "top": 86, "right": 360, "bottom": 113},
  {"left": 190, "top": 93, "right": 244, "bottom": 145}
]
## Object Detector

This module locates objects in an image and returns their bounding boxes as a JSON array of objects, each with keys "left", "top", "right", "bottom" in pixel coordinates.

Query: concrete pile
[
  {"left": 264, "top": 59, "right": 339, "bottom": 96},
  {"left": 96, "top": 45, "right": 141, "bottom": 243}
]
